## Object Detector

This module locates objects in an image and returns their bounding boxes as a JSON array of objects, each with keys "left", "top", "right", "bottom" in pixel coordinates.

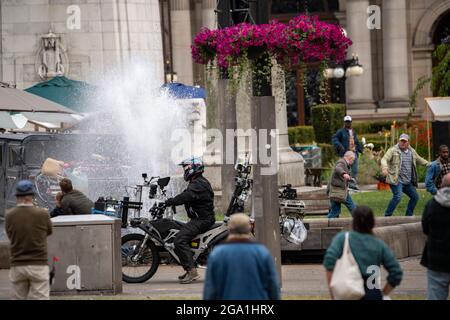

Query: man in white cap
[
  {"left": 332, "top": 115, "right": 363, "bottom": 189},
  {"left": 381, "top": 133, "right": 429, "bottom": 216}
]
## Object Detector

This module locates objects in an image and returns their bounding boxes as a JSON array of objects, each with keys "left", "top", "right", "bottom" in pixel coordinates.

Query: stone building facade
[
  {"left": 164, "top": 0, "right": 450, "bottom": 121},
  {"left": 0, "top": 0, "right": 164, "bottom": 89}
]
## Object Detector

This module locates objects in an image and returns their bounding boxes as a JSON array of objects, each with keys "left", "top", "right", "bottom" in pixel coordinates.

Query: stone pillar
[
  {"left": 251, "top": 95, "right": 282, "bottom": 283},
  {"left": 381, "top": 0, "right": 410, "bottom": 109},
  {"left": 170, "top": 0, "right": 194, "bottom": 85},
  {"left": 202, "top": 0, "right": 216, "bottom": 29},
  {"left": 345, "top": 0, "right": 375, "bottom": 110},
  {"left": 273, "top": 66, "right": 305, "bottom": 187}
]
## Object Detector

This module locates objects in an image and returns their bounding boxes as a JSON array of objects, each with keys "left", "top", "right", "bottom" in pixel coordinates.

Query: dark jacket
[
  {"left": 421, "top": 187, "right": 450, "bottom": 272},
  {"left": 60, "top": 189, "right": 94, "bottom": 215},
  {"left": 332, "top": 127, "right": 363, "bottom": 157},
  {"left": 203, "top": 238, "right": 280, "bottom": 300},
  {"left": 166, "top": 175, "right": 215, "bottom": 219},
  {"left": 5, "top": 205, "right": 53, "bottom": 266},
  {"left": 330, "top": 158, "right": 351, "bottom": 190}
]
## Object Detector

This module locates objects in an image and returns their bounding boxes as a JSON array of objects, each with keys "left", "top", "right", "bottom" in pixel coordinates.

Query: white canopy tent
[
  {"left": 425, "top": 97, "right": 450, "bottom": 121},
  {"left": 424, "top": 97, "right": 450, "bottom": 160}
]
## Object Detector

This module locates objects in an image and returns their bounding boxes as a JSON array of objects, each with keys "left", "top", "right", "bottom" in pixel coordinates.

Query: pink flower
[{"left": 191, "top": 14, "right": 352, "bottom": 68}]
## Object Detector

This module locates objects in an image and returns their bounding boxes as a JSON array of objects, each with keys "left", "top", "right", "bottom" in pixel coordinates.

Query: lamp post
[{"left": 324, "top": 54, "right": 363, "bottom": 111}]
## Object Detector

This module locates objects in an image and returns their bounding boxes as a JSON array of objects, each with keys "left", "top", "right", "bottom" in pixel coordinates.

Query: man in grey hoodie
[{"left": 421, "top": 173, "right": 450, "bottom": 300}]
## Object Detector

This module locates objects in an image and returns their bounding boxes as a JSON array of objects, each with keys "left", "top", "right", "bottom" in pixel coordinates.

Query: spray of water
[{"left": 73, "top": 60, "right": 191, "bottom": 204}]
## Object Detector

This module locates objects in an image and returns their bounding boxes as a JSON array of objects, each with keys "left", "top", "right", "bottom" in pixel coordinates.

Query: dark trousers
[
  {"left": 361, "top": 276, "right": 383, "bottom": 300},
  {"left": 50, "top": 207, "right": 64, "bottom": 218},
  {"left": 174, "top": 216, "right": 215, "bottom": 271}
]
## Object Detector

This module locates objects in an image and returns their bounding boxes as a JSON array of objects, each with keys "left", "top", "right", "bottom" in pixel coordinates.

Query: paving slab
[{"left": 0, "top": 257, "right": 427, "bottom": 300}]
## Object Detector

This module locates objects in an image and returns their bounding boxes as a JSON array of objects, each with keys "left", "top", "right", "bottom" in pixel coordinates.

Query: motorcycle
[
  {"left": 279, "top": 184, "right": 308, "bottom": 245},
  {"left": 225, "top": 153, "right": 253, "bottom": 217},
  {"left": 121, "top": 174, "right": 229, "bottom": 283}
]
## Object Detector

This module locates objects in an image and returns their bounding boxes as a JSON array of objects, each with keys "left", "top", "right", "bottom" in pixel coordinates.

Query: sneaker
[
  {"left": 178, "top": 271, "right": 188, "bottom": 280},
  {"left": 180, "top": 268, "right": 199, "bottom": 284}
]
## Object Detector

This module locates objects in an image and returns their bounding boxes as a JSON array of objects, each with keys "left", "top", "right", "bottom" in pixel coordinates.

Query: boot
[
  {"left": 178, "top": 271, "right": 188, "bottom": 280},
  {"left": 180, "top": 268, "right": 199, "bottom": 284}
]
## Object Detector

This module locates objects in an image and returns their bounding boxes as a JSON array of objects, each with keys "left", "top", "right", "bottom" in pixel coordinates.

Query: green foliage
[
  {"left": 416, "top": 165, "right": 428, "bottom": 183},
  {"left": 317, "top": 143, "right": 337, "bottom": 169},
  {"left": 311, "top": 104, "right": 346, "bottom": 144},
  {"left": 288, "top": 126, "right": 315, "bottom": 145},
  {"left": 432, "top": 42, "right": 450, "bottom": 97},
  {"left": 351, "top": 121, "right": 392, "bottom": 135},
  {"left": 409, "top": 76, "right": 432, "bottom": 117},
  {"left": 357, "top": 150, "right": 381, "bottom": 185},
  {"left": 409, "top": 42, "right": 450, "bottom": 112}
]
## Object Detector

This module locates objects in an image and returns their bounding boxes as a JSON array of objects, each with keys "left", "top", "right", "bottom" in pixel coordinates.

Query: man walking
[
  {"left": 327, "top": 151, "right": 357, "bottom": 219},
  {"left": 5, "top": 180, "right": 53, "bottom": 300},
  {"left": 425, "top": 145, "right": 449, "bottom": 195},
  {"left": 421, "top": 173, "right": 450, "bottom": 300},
  {"left": 381, "top": 133, "right": 429, "bottom": 216},
  {"left": 332, "top": 116, "right": 363, "bottom": 188},
  {"left": 203, "top": 213, "right": 280, "bottom": 300}
]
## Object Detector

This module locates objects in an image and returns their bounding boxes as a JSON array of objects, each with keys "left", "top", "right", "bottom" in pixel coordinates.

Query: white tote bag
[{"left": 329, "top": 232, "right": 365, "bottom": 300}]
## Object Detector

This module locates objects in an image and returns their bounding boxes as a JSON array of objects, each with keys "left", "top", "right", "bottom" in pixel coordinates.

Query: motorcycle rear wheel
[{"left": 121, "top": 233, "right": 160, "bottom": 283}]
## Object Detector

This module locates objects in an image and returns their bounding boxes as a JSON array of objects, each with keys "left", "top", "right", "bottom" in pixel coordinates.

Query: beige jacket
[{"left": 381, "top": 144, "right": 429, "bottom": 185}]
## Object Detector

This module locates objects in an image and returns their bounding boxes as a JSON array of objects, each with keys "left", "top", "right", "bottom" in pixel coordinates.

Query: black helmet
[{"left": 179, "top": 157, "right": 204, "bottom": 181}]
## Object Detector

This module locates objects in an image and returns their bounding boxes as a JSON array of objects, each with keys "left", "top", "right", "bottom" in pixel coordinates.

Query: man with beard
[{"left": 426, "top": 145, "right": 449, "bottom": 195}]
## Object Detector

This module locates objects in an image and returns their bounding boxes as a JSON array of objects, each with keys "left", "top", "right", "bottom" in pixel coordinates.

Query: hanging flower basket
[
  {"left": 192, "top": 15, "right": 351, "bottom": 68},
  {"left": 191, "top": 15, "right": 352, "bottom": 94}
]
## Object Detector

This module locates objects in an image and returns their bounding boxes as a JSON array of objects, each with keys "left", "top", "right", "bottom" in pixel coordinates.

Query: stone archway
[
  {"left": 411, "top": 1, "right": 450, "bottom": 116},
  {"left": 414, "top": 0, "right": 450, "bottom": 47}
]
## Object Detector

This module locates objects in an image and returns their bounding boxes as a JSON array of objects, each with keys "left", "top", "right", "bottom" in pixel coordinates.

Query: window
[
  {"left": 271, "top": 0, "right": 339, "bottom": 15},
  {"left": 8, "top": 145, "right": 22, "bottom": 167}
]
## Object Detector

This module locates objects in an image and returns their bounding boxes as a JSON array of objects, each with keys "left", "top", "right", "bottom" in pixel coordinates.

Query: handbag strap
[{"left": 343, "top": 232, "right": 350, "bottom": 256}]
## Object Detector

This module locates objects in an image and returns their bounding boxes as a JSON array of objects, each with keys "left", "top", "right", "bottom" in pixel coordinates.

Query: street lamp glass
[
  {"left": 333, "top": 67, "right": 345, "bottom": 79},
  {"left": 352, "top": 66, "right": 364, "bottom": 76},
  {"left": 324, "top": 68, "right": 334, "bottom": 79}
]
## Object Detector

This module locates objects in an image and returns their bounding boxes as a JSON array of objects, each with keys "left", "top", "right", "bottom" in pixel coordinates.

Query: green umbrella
[{"left": 25, "top": 76, "right": 97, "bottom": 113}]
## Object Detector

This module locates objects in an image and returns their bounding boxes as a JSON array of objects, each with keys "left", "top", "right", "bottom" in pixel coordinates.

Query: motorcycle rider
[{"left": 164, "top": 157, "right": 215, "bottom": 284}]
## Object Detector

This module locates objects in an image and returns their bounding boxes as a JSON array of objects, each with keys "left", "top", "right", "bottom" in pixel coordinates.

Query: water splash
[{"left": 74, "top": 60, "right": 190, "bottom": 202}]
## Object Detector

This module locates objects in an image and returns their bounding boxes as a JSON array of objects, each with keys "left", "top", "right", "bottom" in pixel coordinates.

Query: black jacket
[
  {"left": 421, "top": 187, "right": 450, "bottom": 272},
  {"left": 166, "top": 175, "right": 215, "bottom": 219},
  {"left": 60, "top": 189, "right": 94, "bottom": 215}
]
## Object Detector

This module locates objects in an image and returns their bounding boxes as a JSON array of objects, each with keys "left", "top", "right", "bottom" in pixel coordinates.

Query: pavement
[{"left": 0, "top": 257, "right": 428, "bottom": 300}]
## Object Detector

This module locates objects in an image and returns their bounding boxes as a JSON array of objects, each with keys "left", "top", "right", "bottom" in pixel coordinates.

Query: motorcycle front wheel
[{"left": 121, "top": 233, "right": 160, "bottom": 283}]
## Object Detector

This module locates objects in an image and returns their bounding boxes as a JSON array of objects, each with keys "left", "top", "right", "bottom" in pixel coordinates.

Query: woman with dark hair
[{"left": 323, "top": 206, "right": 403, "bottom": 300}]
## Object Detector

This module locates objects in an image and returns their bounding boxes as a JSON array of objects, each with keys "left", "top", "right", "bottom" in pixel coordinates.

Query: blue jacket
[
  {"left": 203, "top": 239, "right": 281, "bottom": 300},
  {"left": 332, "top": 128, "right": 363, "bottom": 157},
  {"left": 425, "top": 159, "right": 443, "bottom": 195}
]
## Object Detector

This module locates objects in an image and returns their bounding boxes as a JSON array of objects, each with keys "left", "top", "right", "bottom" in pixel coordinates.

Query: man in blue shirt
[
  {"left": 203, "top": 213, "right": 280, "bottom": 300},
  {"left": 332, "top": 116, "right": 363, "bottom": 189}
]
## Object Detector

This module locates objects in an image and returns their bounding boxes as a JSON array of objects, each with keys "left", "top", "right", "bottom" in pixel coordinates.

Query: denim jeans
[
  {"left": 328, "top": 194, "right": 356, "bottom": 218},
  {"left": 384, "top": 182, "right": 419, "bottom": 216},
  {"left": 427, "top": 269, "right": 450, "bottom": 300}
]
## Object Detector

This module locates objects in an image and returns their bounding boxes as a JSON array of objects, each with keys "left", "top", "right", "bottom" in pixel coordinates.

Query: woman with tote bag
[{"left": 323, "top": 206, "right": 404, "bottom": 300}]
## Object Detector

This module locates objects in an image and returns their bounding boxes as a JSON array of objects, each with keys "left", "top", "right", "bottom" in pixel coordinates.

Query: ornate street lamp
[
  {"left": 325, "top": 53, "right": 364, "bottom": 81},
  {"left": 324, "top": 53, "right": 363, "bottom": 105}
]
